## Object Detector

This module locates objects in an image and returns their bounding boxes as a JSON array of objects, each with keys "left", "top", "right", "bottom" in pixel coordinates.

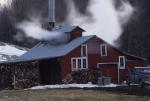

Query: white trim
[
  {"left": 71, "top": 58, "right": 77, "bottom": 71},
  {"left": 118, "top": 56, "right": 125, "bottom": 83},
  {"left": 118, "top": 56, "right": 125, "bottom": 69},
  {"left": 97, "top": 63, "right": 99, "bottom": 68},
  {"left": 100, "top": 44, "right": 107, "bottom": 56},
  {"left": 97, "top": 62, "right": 118, "bottom": 65},
  {"left": 84, "top": 57, "right": 88, "bottom": 69},
  {"left": 134, "top": 67, "right": 150, "bottom": 69},
  {"left": 71, "top": 57, "right": 88, "bottom": 71},
  {"left": 81, "top": 44, "right": 88, "bottom": 57}
]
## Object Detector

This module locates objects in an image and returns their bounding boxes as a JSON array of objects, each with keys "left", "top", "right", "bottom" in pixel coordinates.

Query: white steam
[
  {"left": 117, "top": 0, "right": 134, "bottom": 25},
  {"left": 65, "top": 0, "right": 134, "bottom": 44},
  {"left": 16, "top": 18, "right": 62, "bottom": 41}
]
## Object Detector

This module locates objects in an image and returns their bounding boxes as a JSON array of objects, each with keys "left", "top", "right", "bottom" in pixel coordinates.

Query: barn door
[
  {"left": 39, "top": 58, "right": 61, "bottom": 85},
  {"left": 99, "top": 64, "right": 118, "bottom": 83}
]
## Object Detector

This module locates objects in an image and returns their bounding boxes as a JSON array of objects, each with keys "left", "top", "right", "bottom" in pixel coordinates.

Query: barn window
[
  {"left": 72, "top": 59, "right": 77, "bottom": 69},
  {"left": 78, "top": 59, "right": 82, "bottom": 69},
  {"left": 81, "top": 44, "right": 87, "bottom": 57},
  {"left": 71, "top": 57, "right": 88, "bottom": 71},
  {"left": 118, "top": 56, "right": 125, "bottom": 69},
  {"left": 100, "top": 44, "right": 107, "bottom": 56},
  {"left": 83, "top": 58, "right": 87, "bottom": 69}
]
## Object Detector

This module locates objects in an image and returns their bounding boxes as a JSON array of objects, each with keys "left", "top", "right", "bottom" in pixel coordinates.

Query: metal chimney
[{"left": 48, "top": 0, "right": 55, "bottom": 29}]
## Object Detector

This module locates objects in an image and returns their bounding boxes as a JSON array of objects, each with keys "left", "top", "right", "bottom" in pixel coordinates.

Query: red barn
[{"left": 14, "top": 26, "right": 145, "bottom": 84}]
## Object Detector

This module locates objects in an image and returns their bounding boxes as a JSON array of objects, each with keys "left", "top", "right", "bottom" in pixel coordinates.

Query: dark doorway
[{"left": 39, "top": 58, "right": 61, "bottom": 85}]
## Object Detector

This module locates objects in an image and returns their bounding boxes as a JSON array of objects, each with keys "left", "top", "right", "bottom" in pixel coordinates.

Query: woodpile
[
  {"left": 0, "top": 65, "right": 13, "bottom": 89},
  {"left": 15, "top": 61, "right": 40, "bottom": 89},
  {"left": 63, "top": 69, "right": 101, "bottom": 84},
  {"left": 0, "top": 61, "right": 41, "bottom": 89}
]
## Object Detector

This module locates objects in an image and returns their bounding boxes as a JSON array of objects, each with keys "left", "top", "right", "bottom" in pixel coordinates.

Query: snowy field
[{"left": 29, "top": 83, "right": 118, "bottom": 90}]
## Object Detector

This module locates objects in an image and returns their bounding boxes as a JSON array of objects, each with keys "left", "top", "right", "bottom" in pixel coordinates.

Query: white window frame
[
  {"left": 100, "top": 44, "right": 107, "bottom": 56},
  {"left": 71, "top": 57, "right": 88, "bottom": 71},
  {"left": 81, "top": 44, "right": 88, "bottom": 57},
  {"left": 71, "top": 58, "right": 77, "bottom": 70},
  {"left": 118, "top": 56, "right": 125, "bottom": 69}
]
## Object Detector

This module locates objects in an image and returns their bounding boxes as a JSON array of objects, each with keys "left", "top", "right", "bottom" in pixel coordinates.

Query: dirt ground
[{"left": 0, "top": 87, "right": 149, "bottom": 101}]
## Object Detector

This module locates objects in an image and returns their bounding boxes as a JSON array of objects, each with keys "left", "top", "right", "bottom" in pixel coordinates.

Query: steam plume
[
  {"left": 117, "top": 0, "right": 134, "bottom": 26},
  {"left": 65, "top": 0, "right": 134, "bottom": 44},
  {"left": 16, "top": 17, "right": 64, "bottom": 41}
]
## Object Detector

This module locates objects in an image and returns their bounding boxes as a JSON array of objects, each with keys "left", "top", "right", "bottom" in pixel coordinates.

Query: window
[
  {"left": 81, "top": 44, "right": 87, "bottom": 57},
  {"left": 118, "top": 56, "right": 125, "bottom": 69},
  {"left": 78, "top": 59, "right": 82, "bottom": 69},
  {"left": 83, "top": 58, "right": 87, "bottom": 69},
  {"left": 72, "top": 59, "right": 77, "bottom": 69},
  {"left": 100, "top": 44, "right": 107, "bottom": 56},
  {"left": 71, "top": 57, "right": 88, "bottom": 71}
]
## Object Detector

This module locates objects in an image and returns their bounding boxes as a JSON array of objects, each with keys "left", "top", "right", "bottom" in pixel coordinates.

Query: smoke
[
  {"left": 65, "top": 0, "right": 134, "bottom": 44},
  {"left": 117, "top": 0, "right": 134, "bottom": 26},
  {"left": 16, "top": 17, "right": 66, "bottom": 42},
  {"left": 16, "top": 0, "right": 134, "bottom": 45}
]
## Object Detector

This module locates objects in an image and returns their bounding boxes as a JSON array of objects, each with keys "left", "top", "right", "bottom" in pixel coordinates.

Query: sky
[
  {"left": 0, "top": 0, "right": 10, "bottom": 6},
  {"left": 0, "top": 0, "right": 6, "bottom": 5}
]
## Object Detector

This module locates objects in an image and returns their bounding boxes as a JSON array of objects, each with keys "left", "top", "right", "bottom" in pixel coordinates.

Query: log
[{"left": 63, "top": 69, "right": 101, "bottom": 84}]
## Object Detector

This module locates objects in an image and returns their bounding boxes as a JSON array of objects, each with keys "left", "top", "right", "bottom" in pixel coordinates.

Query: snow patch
[
  {"left": 0, "top": 44, "right": 26, "bottom": 56},
  {"left": 0, "top": 42, "right": 27, "bottom": 61},
  {"left": 29, "top": 83, "right": 118, "bottom": 90}
]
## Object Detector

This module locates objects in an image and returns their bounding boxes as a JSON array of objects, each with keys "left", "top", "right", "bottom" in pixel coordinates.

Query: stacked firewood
[
  {"left": 15, "top": 61, "right": 40, "bottom": 89},
  {"left": 63, "top": 69, "right": 101, "bottom": 84}
]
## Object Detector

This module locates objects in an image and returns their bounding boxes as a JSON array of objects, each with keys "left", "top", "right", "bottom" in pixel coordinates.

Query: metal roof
[
  {"left": 52, "top": 26, "right": 85, "bottom": 33},
  {"left": 14, "top": 35, "right": 94, "bottom": 62}
]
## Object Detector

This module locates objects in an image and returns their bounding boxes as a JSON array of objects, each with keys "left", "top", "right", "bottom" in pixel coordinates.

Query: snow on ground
[
  {"left": 29, "top": 83, "right": 118, "bottom": 90},
  {"left": 0, "top": 42, "right": 27, "bottom": 61}
]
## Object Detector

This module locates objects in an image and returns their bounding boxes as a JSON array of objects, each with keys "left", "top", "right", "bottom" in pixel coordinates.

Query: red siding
[
  {"left": 59, "top": 36, "right": 145, "bottom": 83},
  {"left": 87, "top": 37, "right": 101, "bottom": 68},
  {"left": 69, "top": 28, "right": 83, "bottom": 40},
  {"left": 87, "top": 37, "right": 123, "bottom": 68},
  {"left": 70, "top": 30, "right": 82, "bottom": 40},
  {"left": 60, "top": 47, "right": 81, "bottom": 79},
  {"left": 99, "top": 64, "right": 118, "bottom": 83}
]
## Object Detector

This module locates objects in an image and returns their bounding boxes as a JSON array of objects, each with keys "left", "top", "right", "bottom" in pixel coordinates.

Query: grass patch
[{"left": 0, "top": 89, "right": 149, "bottom": 101}]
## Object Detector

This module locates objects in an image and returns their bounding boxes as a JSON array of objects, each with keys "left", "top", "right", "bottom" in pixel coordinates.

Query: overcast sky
[
  {"left": 0, "top": 0, "right": 6, "bottom": 5},
  {"left": 0, "top": 0, "right": 10, "bottom": 6}
]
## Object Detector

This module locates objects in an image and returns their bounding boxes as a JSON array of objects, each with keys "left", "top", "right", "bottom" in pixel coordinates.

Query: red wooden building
[{"left": 14, "top": 26, "right": 145, "bottom": 84}]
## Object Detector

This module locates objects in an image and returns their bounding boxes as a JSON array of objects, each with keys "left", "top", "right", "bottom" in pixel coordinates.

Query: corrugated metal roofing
[{"left": 16, "top": 35, "right": 94, "bottom": 62}]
